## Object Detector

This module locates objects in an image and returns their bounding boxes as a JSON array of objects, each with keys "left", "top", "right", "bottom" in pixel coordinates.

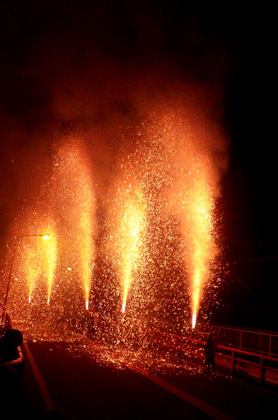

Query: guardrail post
[
  {"left": 231, "top": 350, "right": 235, "bottom": 376},
  {"left": 259, "top": 356, "right": 264, "bottom": 383},
  {"left": 239, "top": 331, "right": 242, "bottom": 350}
]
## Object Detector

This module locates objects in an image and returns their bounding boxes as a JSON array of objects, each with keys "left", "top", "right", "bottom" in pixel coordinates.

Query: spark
[
  {"left": 41, "top": 227, "right": 57, "bottom": 305},
  {"left": 192, "top": 313, "right": 197, "bottom": 329},
  {"left": 5, "top": 104, "right": 226, "bottom": 361},
  {"left": 109, "top": 181, "right": 146, "bottom": 314},
  {"left": 53, "top": 138, "right": 96, "bottom": 310}
]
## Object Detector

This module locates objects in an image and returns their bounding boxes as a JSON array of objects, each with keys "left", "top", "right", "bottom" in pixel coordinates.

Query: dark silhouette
[
  {"left": 0, "top": 363, "right": 22, "bottom": 413},
  {"left": 0, "top": 328, "right": 23, "bottom": 362},
  {"left": 205, "top": 327, "right": 218, "bottom": 374},
  {"left": 0, "top": 329, "right": 24, "bottom": 414},
  {"left": 0, "top": 328, "right": 24, "bottom": 381}
]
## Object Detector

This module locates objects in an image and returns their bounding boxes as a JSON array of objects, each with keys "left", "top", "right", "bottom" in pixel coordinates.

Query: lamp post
[{"left": 1, "top": 233, "right": 50, "bottom": 328}]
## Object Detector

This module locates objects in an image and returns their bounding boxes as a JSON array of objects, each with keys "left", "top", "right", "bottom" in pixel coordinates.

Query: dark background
[{"left": 0, "top": 1, "right": 277, "bottom": 330}]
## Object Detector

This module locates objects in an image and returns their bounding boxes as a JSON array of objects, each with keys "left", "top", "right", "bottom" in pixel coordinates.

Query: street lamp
[{"left": 1, "top": 233, "right": 50, "bottom": 327}]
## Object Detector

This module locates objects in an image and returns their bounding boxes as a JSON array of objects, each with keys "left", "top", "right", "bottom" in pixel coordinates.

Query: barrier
[
  {"left": 213, "top": 325, "right": 278, "bottom": 357},
  {"left": 148, "top": 329, "right": 278, "bottom": 386}
]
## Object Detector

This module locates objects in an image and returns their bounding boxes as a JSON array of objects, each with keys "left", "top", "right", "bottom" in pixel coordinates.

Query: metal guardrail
[
  {"left": 149, "top": 329, "right": 278, "bottom": 386},
  {"left": 212, "top": 325, "right": 278, "bottom": 357}
]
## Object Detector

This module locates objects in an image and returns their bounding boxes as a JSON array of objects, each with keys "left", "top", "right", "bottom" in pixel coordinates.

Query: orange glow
[
  {"left": 121, "top": 187, "right": 146, "bottom": 313},
  {"left": 41, "top": 228, "right": 57, "bottom": 305},
  {"left": 186, "top": 175, "right": 217, "bottom": 328},
  {"left": 25, "top": 246, "right": 41, "bottom": 303},
  {"left": 145, "top": 109, "right": 221, "bottom": 329},
  {"left": 6, "top": 103, "right": 227, "bottom": 347},
  {"left": 54, "top": 138, "right": 95, "bottom": 309},
  {"left": 109, "top": 181, "right": 146, "bottom": 314},
  {"left": 15, "top": 227, "right": 57, "bottom": 305},
  {"left": 192, "top": 313, "right": 197, "bottom": 329},
  {"left": 79, "top": 188, "right": 94, "bottom": 310}
]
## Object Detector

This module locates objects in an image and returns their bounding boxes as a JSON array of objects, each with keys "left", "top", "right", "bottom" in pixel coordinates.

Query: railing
[
  {"left": 148, "top": 329, "right": 278, "bottom": 386},
  {"left": 212, "top": 325, "right": 278, "bottom": 357}
]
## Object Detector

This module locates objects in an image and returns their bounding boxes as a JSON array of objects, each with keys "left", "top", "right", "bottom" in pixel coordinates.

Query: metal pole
[
  {"left": 231, "top": 350, "right": 235, "bottom": 376},
  {"left": 1, "top": 234, "right": 50, "bottom": 328},
  {"left": 1, "top": 238, "right": 21, "bottom": 327}
]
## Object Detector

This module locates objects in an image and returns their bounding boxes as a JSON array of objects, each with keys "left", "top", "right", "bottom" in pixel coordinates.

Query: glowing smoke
[
  {"left": 107, "top": 164, "right": 147, "bottom": 314},
  {"left": 52, "top": 137, "right": 96, "bottom": 310},
  {"left": 41, "top": 228, "right": 57, "bottom": 305},
  {"left": 141, "top": 108, "right": 227, "bottom": 328}
]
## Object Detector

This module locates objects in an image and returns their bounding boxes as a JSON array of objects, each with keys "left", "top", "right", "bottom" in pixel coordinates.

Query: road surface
[{"left": 15, "top": 336, "right": 277, "bottom": 420}]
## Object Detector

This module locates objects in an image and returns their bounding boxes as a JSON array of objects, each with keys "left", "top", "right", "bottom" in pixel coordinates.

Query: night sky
[{"left": 0, "top": 2, "right": 276, "bottom": 330}]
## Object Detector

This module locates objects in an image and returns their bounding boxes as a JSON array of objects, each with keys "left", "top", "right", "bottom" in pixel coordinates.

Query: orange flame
[
  {"left": 41, "top": 228, "right": 57, "bottom": 305},
  {"left": 120, "top": 187, "right": 146, "bottom": 312},
  {"left": 54, "top": 138, "right": 95, "bottom": 310},
  {"left": 109, "top": 180, "right": 146, "bottom": 314},
  {"left": 25, "top": 246, "right": 41, "bottom": 303},
  {"left": 145, "top": 109, "right": 221, "bottom": 329},
  {"left": 186, "top": 175, "right": 217, "bottom": 328}
]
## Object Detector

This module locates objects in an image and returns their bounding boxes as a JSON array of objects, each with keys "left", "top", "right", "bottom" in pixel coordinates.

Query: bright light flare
[
  {"left": 54, "top": 139, "right": 96, "bottom": 310},
  {"left": 122, "top": 301, "right": 126, "bottom": 314},
  {"left": 109, "top": 182, "right": 146, "bottom": 314},
  {"left": 120, "top": 187, "right": 146, "bottom": 313},
  {"left": 150, "top": 109, "right": 222, "bottom": 328},
  {"left": 192, "top": 313, "right": 197, "bottom": 329},
  {"left": 187, "top": 176, "right": 218, "bottom": 328},
  {"left": 24, "top": 246, "right": 41, "bottom": 305},
  {"left": 41, "top": 228, "right": 57, "bottom": 305}
]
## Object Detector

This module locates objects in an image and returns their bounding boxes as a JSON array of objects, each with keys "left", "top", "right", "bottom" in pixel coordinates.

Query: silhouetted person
[
  {"left": 0, "top": 328, "right": 23, "bottom": 362},
  {"left": 205, "top": 327, "right": 217, "bottom": 374},
  {"left": 0, "top": 330, "right": 24, "bottom": 414}
]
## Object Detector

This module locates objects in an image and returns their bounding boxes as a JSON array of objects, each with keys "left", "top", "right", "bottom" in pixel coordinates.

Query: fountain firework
[
  {"left": 52, "top": 137, "right": 96, "bottom": 310},
  {"left": 25, "top": 245, "right": 41, "bottom": 303},
  {"left": 107, "top": 168, "right": 147, "bottom": 315},
  {"left": 41, "top": 228, "right": 57, "bottom": 305},
  {"left": 9, "top": 225, "right": 57, "bottom": 307},
  {"left": 3, "top": 104, "right": 227, "bottom": 343},
  {"left": 140, "top": 108, "right": 224, "bottom": 328}
]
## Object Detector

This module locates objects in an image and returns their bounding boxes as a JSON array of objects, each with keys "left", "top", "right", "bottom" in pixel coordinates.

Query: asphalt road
[
  {"left": 20, "top": 339, "right": 214, "bottom": 420},
  {"left": 12, "top": 337, "right": 278, "bottom": 420}
]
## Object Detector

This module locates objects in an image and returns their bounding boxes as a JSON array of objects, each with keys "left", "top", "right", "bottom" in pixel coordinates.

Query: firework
[
  {"left": 108, "top": 176, "right": 146, "bottom": 314},
  {"left": 53, "top": 138, "right": 96, "bottom": 310},
  {"left": 41, "top": 228, "right": 57, "bottom": 304},
  {"left": 25, "top": 246, "right": 41, "bottom": 303},
  {"left": 141, "top": 109, "right": 222, "bottom": 329},
  {"left": 4, "top": 103, "right": 227, "bottom": 353}
]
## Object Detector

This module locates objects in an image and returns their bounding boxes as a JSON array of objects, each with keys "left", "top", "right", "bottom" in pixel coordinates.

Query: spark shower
[{"left": 3, "top": 106, "right": 226, "bottom": 333}]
